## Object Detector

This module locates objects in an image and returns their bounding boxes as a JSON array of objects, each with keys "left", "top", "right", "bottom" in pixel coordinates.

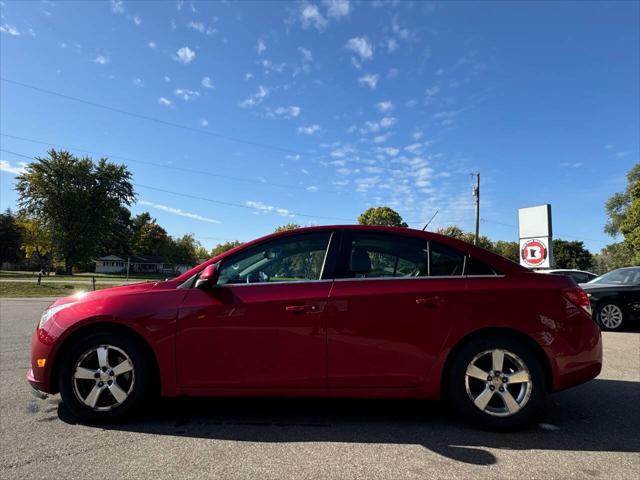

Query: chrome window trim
[{"left": 332, "top": 274, "right": 506, "bottom": 283}]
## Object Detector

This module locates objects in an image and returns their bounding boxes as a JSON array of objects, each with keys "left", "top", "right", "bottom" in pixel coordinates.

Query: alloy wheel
[
  {"left": 599, "top": 304, "right": 623, "bottom": 329},
  {"left": 72, "top": 344, "right": 135, "bottom": 411},
  {"left": 464, "top": 348, "right": 533, "bottom": 417}
]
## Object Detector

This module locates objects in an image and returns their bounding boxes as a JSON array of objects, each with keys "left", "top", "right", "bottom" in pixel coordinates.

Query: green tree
[
  {"left": 167, "top": 234, "right": 199, "bottom": 265},
  {"left": 274, "top": 223, "right": 301, "bottom": 233},
  {"left": 593, "top": 242, "right": 636, "bottom": 274},
  {"left": 15, "top": 214, "right": 52, "bottom": 270},
  {"left": 210, "top": 240, "right": 243, "bottom": 257},
  {"left": 605, "top": 164, "right": 640, "bottom": 264},
  {"left": 134, "top": 223, "right": 171, "bottom": 256},
  {"left": 195, "top": 245, "right": 211, "bottom": 260},
  {"left": 552, "top": 239, "right": 594, "bottom": 270},
  {"left": 358, "top": 207, "right": 408, "bottom": 227},
  {"left": 492, "top": 240, "right": 519, "bottom": 262},
  {"left": 15, "top": 150, "right": 135, "bottom": 273},
  {"left": 0, "top": 209, "right": 23, "bottom": 265},
  {"left": 436, "top": 225, "right": 494, "bottom": 249},
  {"left": 98, "top": 206, "right": 134, "bottom": 256}
]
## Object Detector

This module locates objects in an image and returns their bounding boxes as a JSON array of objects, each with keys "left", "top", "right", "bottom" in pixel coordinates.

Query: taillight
[{"left": 561, "top": 287, "right": 592, "bottom": 315}]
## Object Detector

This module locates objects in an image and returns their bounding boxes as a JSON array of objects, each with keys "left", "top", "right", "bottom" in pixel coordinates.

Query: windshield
[{"left": 589, "top": 268, "right": 640, "bottom": 285}]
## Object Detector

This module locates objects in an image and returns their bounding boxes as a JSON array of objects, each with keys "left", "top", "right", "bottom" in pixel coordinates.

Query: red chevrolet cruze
[{"left": 27, "top": 225, "right": 602, "bottom": 429}]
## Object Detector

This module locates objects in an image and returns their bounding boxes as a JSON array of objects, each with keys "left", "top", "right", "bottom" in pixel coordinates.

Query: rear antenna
[{"left": 422, "top": 210, "right": 439, "bottom": 231}]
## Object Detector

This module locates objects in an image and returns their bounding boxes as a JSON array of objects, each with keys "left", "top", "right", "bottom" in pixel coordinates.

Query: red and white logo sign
[{"left": 521, "top": 239, "right": 548, "bottom": 267}]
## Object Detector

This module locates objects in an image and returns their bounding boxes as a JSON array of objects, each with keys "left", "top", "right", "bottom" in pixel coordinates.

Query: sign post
[{"left": 518, "top": 204, "right": 553, "bottom": 269}]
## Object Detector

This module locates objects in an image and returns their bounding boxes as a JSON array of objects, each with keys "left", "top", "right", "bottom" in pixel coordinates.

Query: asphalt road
[{"left": 1, "top": 297, "right": 639, "bottom": 479}]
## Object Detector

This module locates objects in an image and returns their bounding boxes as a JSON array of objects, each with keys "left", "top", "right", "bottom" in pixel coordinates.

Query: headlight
[{"left": 38, "top": 303, "right": 73, "bottom": 330}]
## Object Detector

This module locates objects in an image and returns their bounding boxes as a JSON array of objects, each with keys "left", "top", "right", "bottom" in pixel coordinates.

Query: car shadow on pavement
[{"left": 57, "top": 378, "right": 640, "bottom": 466}]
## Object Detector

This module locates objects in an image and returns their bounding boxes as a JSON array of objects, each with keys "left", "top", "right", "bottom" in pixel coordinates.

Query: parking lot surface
[{"left": 1, "top": 297, "right": 639, "bottom": 479}]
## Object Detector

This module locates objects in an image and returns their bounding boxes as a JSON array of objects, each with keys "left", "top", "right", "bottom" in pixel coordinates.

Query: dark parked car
[
  {"left": 542, "top": 269, "right": 598, "bottom": 284},
  {"left": 581, "top": 267, "right": 640, "bottom": 331},
  {"left": 28, "top": 225, "right": 602, "bottom": 430}
]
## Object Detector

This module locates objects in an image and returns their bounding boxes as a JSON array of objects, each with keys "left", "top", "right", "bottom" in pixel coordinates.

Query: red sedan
[{"left": 27, "top": 225, "right": 602, "bottom": 429}]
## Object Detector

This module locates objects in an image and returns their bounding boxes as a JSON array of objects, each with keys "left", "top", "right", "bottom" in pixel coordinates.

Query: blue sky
[{"left": 1, "top": 0, "right": 638, "bottom": 252}]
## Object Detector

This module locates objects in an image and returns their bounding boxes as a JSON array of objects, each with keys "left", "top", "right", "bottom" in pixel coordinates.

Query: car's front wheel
[
  {"left": 595, "top": 302, "right": 626, "bottom": 331},
  {"left": 58, "top": 331, "right": 151, "bottom": 423},
  {"left": 448, "top": 334, "right": 547, "bottom": 430}
]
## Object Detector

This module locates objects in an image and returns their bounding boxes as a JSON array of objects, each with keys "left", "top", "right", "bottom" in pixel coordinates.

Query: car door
[
  {"left": 176, "top": 230, "right": 336, "bottom": 389},
  {"left": 326, "top": 230, "right": 468, "bottom": 388}
]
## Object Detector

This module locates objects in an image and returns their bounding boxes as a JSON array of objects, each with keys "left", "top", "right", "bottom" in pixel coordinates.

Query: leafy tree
[
  {"left": 211, "top": 240, "right": 243, "bottom": 257},
  {"left": 358, "top": 207, "right": 408, "bottom": 227},
  {"left": 552, "top": 239, "right": 594, "bottom": 270},
  {"left": 135, "top": 223, "right": 171, "bottom": 256},
  {"left": 0, "top": 209, "right": 23, "bottom": 265},
  {"left": 14, "top": 214, "right": 52, "bottom": 270},
  {"left": 492, "top": 240, "right": 519, "bottom": 262},
  {"left": 274, "top": 223, "right": 301, "bottom": 232},
  {"left": 436, "top": 225, "right": 493, "bottom": 249},
  {"left": 98, "top": 206, "right": 134, "bottom": 256},
  {"left": 195, "top": 245, "right": 211, "bottom": 260},
  {"left": 605, "top": 164, "right": 640, "bottom": 264},
  {"left": 593, "top": 242, "right": 636, "bottom": 274},
  {"left": 167, "top": 234, "right": 199, "bottom": 265},
  {"left": 15, "top": 150, "right": 134, "bottom": 273}
]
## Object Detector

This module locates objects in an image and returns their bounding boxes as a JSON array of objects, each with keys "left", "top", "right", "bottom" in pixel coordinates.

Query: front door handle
[
  {"left": 415, "top": 296, "right": 444, "bottom": 307},
  {"left": 285, "top": 304, "right": 317, "bottom": 313}
]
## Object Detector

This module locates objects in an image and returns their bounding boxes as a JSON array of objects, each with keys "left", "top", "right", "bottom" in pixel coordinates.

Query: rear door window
[{"left": 429, "top": 241, "right": 465, "bottom": 277}]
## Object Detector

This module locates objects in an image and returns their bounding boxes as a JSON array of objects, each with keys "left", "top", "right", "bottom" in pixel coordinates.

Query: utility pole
[{"left": 472, "top": 172, "right": 480, "bottom": 245}]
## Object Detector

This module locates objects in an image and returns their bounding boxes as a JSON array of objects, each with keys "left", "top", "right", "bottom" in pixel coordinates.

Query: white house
[{"left": 95, "top": 255, "right": 179, "bottom": 275}]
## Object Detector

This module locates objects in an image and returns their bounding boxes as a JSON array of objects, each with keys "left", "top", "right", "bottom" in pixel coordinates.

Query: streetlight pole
[{"left": 472, "top": 172, "right": 480, "bottom": 245}]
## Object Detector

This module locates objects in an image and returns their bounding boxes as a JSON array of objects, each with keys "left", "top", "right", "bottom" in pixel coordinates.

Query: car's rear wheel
[
  {"left": 595, "top": 302, "right": 626, "bottom": 331},
  {"left": 448, "top": 334, "right": 547, "bottom": 430},
  {"left": 59, "top": 331, "right": 151, "bottom": 423}
]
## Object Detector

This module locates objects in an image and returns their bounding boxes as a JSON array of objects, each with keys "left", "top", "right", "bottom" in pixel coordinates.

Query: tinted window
[
  {"left": 217, "top": 231, "right": 331, "bottom": 285},
  {"left": 345, "top": 232, "right": 428, "bottom": 279},
  {"left": 429, "top": 242, "right": 465, "bottom": 276},
  {"left": 465, "top": 256, "right": 497, "bottom": 276}
]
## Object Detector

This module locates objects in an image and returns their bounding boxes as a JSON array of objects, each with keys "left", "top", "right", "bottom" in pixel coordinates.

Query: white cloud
[
  {"left": 158, "top": 97, "right": 172, "bottom": 106},
  {"left": 266, "top": 106, "right": 301, "bottom": 119},
  {"left": 387, "top": 38, "right": 398, "bottom": 53},
  {"left": 174, "top": 46, "right": 196, "bottom": 64},
  {"left": 110, "top": 0, "right": 124, "bottom": 14},
  {"left": 187, "top": 21, "right": 216, "bottom": 35},
  {"left": 133, "top": 77, "right": 143, "bottom": 87},
  {"left": 0, "top": 160, "right": 27, "bottom": 175},
  {"left": 240, "top": 85, "right": 269, "bottom": 108},
  {"left": 245, "top": 73, "right": 254, "bottom": 81},
  {"left": 133, "top": 15, "right": 142, "bottom": 25},
  {"left": 201, "top": 76, "right": 214, "bottom": 89},
  {"left": 138, "top": 200, "right": 221, "bottom": 224},
  {"left": 559, "top": 162, "right": 583, "bottom": 168},
  {"left": 298, "top": 124, "right": 321, "bottom": 135},
  {"left": 164, "top": 75, "right": 171, "bottom": 82},
  {"left": 425, "top": 85, "right": 440, "bottom": 97},
  {"left": 93, "top": 55, "right": 109, "bottom": 65},
  {"left": 306, "top": 185, "right": 319, "bottom": 192},
  {"left": 299, "top": 46, "right": 313, "bottom": 62},
  {"left": 380, "top": 116, "right": 397, "bottom": 128},
  {"left": 257, "top": 38, "right": 267, "bottom": 54},
  {"left": 373, "top": 133, "right": 391, "bottom": 143},
  {"left": 346, "top": 36, "right": 373, "bottom": 61},
  {"left": 375, "top": 101, "right": 394, "bottom": 113},
  {"left": 324, "top": 0, "right": 351, "bottom": 18},
  {"left": 247, "top": 200, "right": 294, "bottom": 217},
  {"left": 0, "top": 24, "right": 19, "bottom": 36},
  {"left": 262, "top": 59, "right": 286, "bottom": 74},
  {"left": 148, "top": 41, "right": 156, "bottom": 48},
  {"left": 387, "top": 67, "right": 399, "bottom": 78},
  {"left": 404, "top": 143, "right": 424, "bottom": 155},
  {"left": 200, "top": 119, "right": 208, "bottom": 127},
  {"left": 299, "top": 2, "right": 327, "bottom": 31},
  {"left": 378, "top": 146, "right": 399, "bottom": 157},
  {"left": 173, "top": 88, "right": 200, "bottom": 101},
  {"left": 358, "top": 73, "right": 379, "bottom": 89}
]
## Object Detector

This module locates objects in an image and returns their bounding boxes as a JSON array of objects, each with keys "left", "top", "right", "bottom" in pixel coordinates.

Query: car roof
[{"left": 172, "top": 224, "right": 528, "bottom": 283}]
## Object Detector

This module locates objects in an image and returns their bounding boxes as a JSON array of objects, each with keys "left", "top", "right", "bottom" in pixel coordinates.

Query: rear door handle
[
  {"left": 285, "top": 304, "right": 317, "bottom": 313},
  {"left": 415, "top": 296, "right": 444, "bottom": 307}
]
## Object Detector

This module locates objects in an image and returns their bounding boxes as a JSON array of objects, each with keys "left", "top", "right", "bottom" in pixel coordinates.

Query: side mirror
[{"left": 195, "top": 263, "right": 220, "bottom": 289}]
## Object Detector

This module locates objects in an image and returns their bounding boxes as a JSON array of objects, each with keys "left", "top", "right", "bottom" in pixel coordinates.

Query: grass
[
  {"left": 0, "top": 281, "right": 114, "bottom": 298},
  {"left": 0, "top": 270, "right": 166, "bottom": 281}
]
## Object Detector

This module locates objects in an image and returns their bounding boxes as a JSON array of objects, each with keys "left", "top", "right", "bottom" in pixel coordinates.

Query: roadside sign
[
  {"left": 518, "top": 204, "right": 553, "bottom": 269},
  {"left": 520, "top": 238, "right": 549, "bottom": 268}
]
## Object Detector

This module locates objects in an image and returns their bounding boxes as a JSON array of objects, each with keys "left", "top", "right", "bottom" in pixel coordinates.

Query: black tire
[
  {"left": 595, "top": 301, "right": 627, "bottom": 332},
  {"left": 447, "top": 333, "right": 547, "bottom": 430},
  {"left": 58, "top": 331, "right": 152, "bottom": 423}
]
